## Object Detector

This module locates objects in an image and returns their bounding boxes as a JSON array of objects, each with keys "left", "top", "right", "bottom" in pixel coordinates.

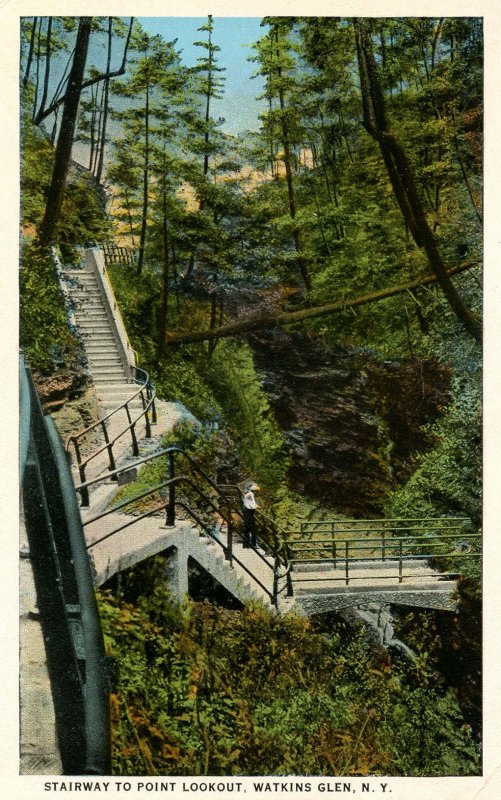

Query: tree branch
[
  {"left": 35, "top": 16, "right": 134, "bottom": 125},
  {"left": 165, "top": 261, "right": 479, "bottom": 346}
]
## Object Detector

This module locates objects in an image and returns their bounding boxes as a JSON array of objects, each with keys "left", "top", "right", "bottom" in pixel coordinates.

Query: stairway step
[
  {"left": 94, "top": 374, "right": 129, "bottom": 383},
  {"left": 87, "top": 337, "right": 119, "bottom": 353},
  {"left": 85, "top": 342, "right": 121, "bottom": 350},
  {"left": 67, "top": 280, "right": 99, "bottom": 289},
  {"left": 86, "top": 351, "right": 122, "bottom": 360},
  {"left": 82, "top": 333, "right": 116, "bottom": 340},
  {"left": 99, "top": 398, "right": 144, "bottom": 407},
  {"left": 97, "top": 390, "right": 141, "bottom": 399},
  {"left": 62, "top": 271, "right": 96, "bottom": 279},
  {"left": 93, "top": 383, "right": 133, "bottom": 390},
  {"left": 91, "top": 360, "right": 126, "bottom": 369},
  {"left": 76, "top": 310, "right": 110, "bottom": 318},
  {"left": 72, "top": 293, "right": 103, "bottom": 301},
  {"left": 78, "top": 316, "right": 111, "bottom": 323},
  {"left": 77, "top": 321, "right": 113, "bottom": 329},
  {"left": 88, "top": 364, "right": 124, "bottom": 372},
  {"left": 85, "top": 344, "right": 119, "bottom": 351},
  {"left": 78, "top": 322, "right": 111, "bottom": 329}
]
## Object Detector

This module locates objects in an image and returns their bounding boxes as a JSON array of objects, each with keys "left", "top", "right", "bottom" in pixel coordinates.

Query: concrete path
[{"left": 19, "top": 511, "right": 63, "bottom": 774}]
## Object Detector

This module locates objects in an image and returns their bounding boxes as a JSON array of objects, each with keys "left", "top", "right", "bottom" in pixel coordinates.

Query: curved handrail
[
  {"left": 45, "top": 418, "right": 111, "bottom": 774},
  {"left": 19, "top": 353, "right": 31, "bottom": 484},
  {"left": 20, "top": 356, "right": 110, "bottom": 774},
  {"left": 66, "top": 364, "right": 157, "bottom": 505}
]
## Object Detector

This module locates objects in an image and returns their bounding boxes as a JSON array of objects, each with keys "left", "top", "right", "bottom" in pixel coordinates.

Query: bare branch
[{"left": 35, "top": 16, "right": 134, "bottom": 125}]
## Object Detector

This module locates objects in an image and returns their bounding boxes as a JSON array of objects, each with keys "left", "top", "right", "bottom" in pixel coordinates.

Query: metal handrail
[
  {"left": 78, "top": 447, "right": 292, "bottom": 605},
  {"left": 299, "top": 517, "right": 471, "bottom": 537},
  {"left": 288, "top": 529, "right": 481, "bottom": 586},
  {"left": 20, "top": 356, "right": 110, "bottom": 774},
  {"left": 66, "top": 364, "right": 157, "bottom": 505}
]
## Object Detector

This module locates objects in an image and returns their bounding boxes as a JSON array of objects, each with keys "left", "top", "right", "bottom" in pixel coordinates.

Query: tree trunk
[
  {"left": 88, "top": 84, "right": 97, "bottom": 171},
  {"left": 32, "top": 17, "right": 43, "bottom": 121},
  {"left": 35, "top": 16, "right": 53, "bottom": 122},
  {"left": 137, "top": 81, "right": 150, "bottom": 275},
  {"left": 38, "top": 17, "right": 92, "bottom": 247},
  {"left": 275, "top": 30, "right": 311, "bottom": 291},
  {"left": 23, "top": 17, "right": 38, "bottom": 90},
  {"left": 157, "top": 173, "right": 170, "bottom": 359},
  {"left": 124, "top": 189, "right": 136, "bottom": 246},
  {"left": 354, "top": 19, "right": 481, "bottom": 344},
  {"left": 96, "top": 17, "right": 113, "bottom": 184},
  {"left": 165, "top": 261, "right": 478, "bottom": 346},
  {"left": 92, "top": 82, "right": 105, "bottom": 175}
]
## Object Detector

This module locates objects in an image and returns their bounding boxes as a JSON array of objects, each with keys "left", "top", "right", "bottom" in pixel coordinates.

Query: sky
[{"left": 139, "top": 17, "right": 267, "bottom": 135}]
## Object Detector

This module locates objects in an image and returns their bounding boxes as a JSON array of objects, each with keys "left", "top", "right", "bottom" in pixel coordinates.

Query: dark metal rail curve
[
  {"left": 20, "top": 356, "right": 111, "bottom": 774},
  {"left": 66, "top": 364, "right": 157, "bottom": 505}
]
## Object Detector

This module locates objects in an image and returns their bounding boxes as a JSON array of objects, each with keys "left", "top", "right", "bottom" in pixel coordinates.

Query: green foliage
[
  {"left": 384, "top": 371, "right": 481, "bottom": 525},
  {"left": 197, "top": 339, "right": 291, "bottom": 492},
  {"left": 19, "top": 243, "right": 76, "bottom": 371},
  {"left": 20, "top": 113, "right": 53, "bottom": 227},
  {"left": 97, "top": 571, "right": 480, "bottom": 776},
  {"left": 57, "top": 169, "right": 109, "bottom": 246}
]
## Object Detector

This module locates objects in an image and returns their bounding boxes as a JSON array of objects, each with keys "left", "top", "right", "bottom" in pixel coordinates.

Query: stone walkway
[{"left": 19, "top": 510, "right": 63, "bottom": 774}]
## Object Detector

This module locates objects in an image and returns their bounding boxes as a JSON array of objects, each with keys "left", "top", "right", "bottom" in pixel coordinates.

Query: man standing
[{"left": 242, "top": 482, "right": 260, "bottom": 548}]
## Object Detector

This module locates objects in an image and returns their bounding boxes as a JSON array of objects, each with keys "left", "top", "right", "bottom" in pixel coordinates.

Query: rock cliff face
[{"left": 249, "top": 331, "right": 451, "bottom": 515}]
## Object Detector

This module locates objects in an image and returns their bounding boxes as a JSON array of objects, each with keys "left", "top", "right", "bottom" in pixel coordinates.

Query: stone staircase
[
  {"left": 83, "top": 509, "right": 291, "bottom": 611},
  {"left": 61, "top": 253, "right": 138, "bottom": 410},
  {"left": 59, "top": 248, "right": 287, "bottom": 611},
  {"left": 60, "top": 247, "right": 461, "bottom": 617}
]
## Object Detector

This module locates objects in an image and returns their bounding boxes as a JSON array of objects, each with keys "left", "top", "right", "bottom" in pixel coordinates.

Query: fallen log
[{"left": 165, "top": 261, "right": 480, "bottom": 346}]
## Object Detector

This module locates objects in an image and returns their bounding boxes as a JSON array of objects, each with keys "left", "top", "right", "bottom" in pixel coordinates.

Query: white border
[{"left": 2, "top": 4, "right": 500, "bottom": 798}]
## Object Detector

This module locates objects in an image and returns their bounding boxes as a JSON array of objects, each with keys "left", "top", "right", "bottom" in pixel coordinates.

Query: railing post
[
  {"left": 71, "top": 440, "right": 89, "bottom": 506},
  {"left": 79, "top": 484, "right": 90, "bottom": 508},
  {"left": 101, "top": 420, "right": 116, "bottom": 477},
  {"left": 166, "top": 452, "right": 175, "bottom": 526},
  {"left": 124, "top": 403, "right": 139, "bottom": 457},
  {"left": 140, "top": 390, "right": 152, "bottom": 438},
  {"left": 285, "top": 543, "right": 294, "bottom": 597},
  {"left": 225, "top": 509, "right": 233, "bottom": 566},
  {"left": 273, "top": 556, "right": 279, "bottom": 607},
  {"left": 345, "top": 540, "right": 349, "bottom": 585},
  {"left": 382, "top": 529, "right": 386, "bottom": 561},
  {"left": 399, "top": 539, "right": 403, "bottom": 583},
  {"left": 148, "top": 382, "right": 157, "bottom": 424}
]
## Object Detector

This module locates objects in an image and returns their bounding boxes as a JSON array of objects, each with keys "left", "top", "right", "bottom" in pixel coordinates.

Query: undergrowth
[{"left": 98, "top": 558, "right": 480, "bottom": 777}]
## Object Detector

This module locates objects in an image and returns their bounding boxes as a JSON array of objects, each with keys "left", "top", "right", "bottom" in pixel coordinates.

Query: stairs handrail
[
  {"left": 66, "top": 364, "right": 157, "bottom": 504},
  {"left": 76, "top": 446, "right": 292, "bottom": 606},
  {"left": 20, "top": 356, "right": 111, "bottom": 774}
]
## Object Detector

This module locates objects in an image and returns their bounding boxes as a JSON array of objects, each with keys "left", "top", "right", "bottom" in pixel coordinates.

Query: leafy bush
[
  {"left": 384, "top": 369, "right": 481, "bottom": 552},
  {"left": 20, "top": 243, "right": 77, "bottom": 371},
  {"left": 97, "top": 568, "right": 480, "bottom": 777}
]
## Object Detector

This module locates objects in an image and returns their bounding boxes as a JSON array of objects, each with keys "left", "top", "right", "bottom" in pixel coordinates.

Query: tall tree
[
  {"left": 253, "top": 18, "right": 311, "bottom": 290},
  {"left": 354, "top": 18, "right": 481, "bottom": 343},
  {"left": 110, "top": 29, "right": 186, "bottom": 274},
  {"left": 38, "top": 16, "right": 92, "bottom": 247}
]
